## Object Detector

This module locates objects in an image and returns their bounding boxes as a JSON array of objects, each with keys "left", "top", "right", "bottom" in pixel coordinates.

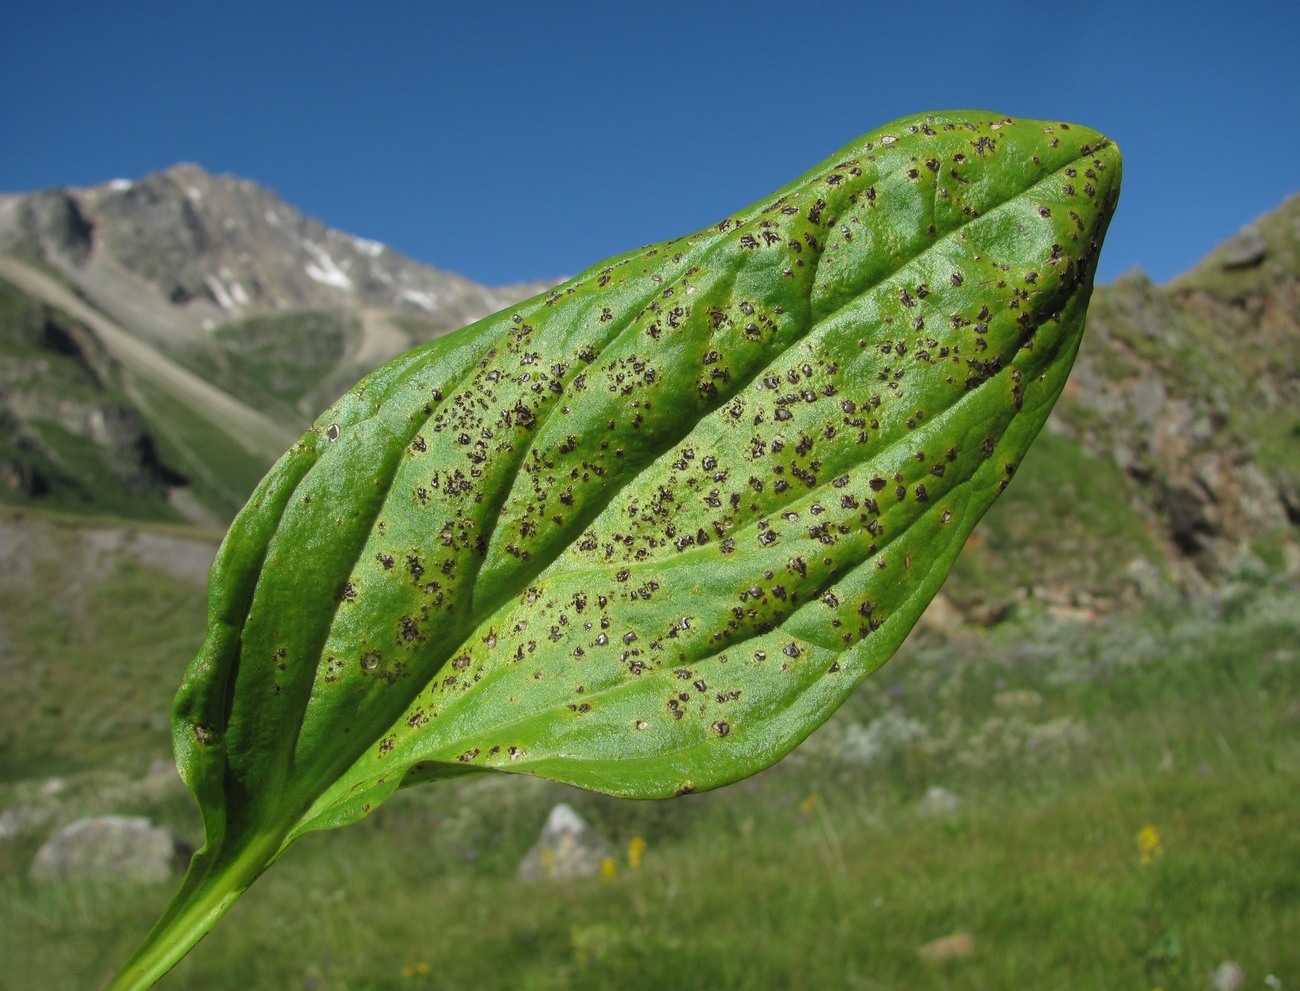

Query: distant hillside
[
  {"left": 1064, "top": 195, "right": 1299, "bottom": 580},
  {"left": 0, "top": 165, "right": 550, "bottom": 522},
  {"left": 946, "top": 194, "right": 1300, "bottom": 615},
  {"left": 0, "top": 169, "right": 1296, "bottom": 609}
]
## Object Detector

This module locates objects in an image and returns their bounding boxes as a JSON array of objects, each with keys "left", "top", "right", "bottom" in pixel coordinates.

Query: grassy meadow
[{"left": 1, "top": 506, "right": 1295, "bottom": 990}]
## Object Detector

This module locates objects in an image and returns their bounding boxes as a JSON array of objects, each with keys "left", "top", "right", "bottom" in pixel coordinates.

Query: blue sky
[{"left": 2, "top": 1, "right": 1296, "bottom": 289}]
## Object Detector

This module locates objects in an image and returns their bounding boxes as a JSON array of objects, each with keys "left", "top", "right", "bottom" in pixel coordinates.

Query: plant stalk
[{"left": 103, "top": 834, "right": 282, "bottom": 991}]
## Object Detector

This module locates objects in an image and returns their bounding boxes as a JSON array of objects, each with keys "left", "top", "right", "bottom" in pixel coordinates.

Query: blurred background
[{"left": 1, "top": 3, "right": 1296, "bottom": 989}]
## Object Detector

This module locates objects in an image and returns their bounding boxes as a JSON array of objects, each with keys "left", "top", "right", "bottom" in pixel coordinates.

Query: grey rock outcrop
[
  {"left": 1218, "top": 224, "right": 1267, "bottom": 269},
  {"left": 13, "top": 190, "right": 95, "bottom": 266},
  {"left": 1050, "top": 198, "right": 1300, "bottom": 586},
  {"left": 28, "top": 815, "right": 192, "bottom": 885}
]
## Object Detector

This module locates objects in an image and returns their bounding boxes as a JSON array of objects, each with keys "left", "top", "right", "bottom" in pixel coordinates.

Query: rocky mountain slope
[
  {"left": 1059, "top": 194, "right": 1299, "bottom": 584},
  {"left": 0, "top": 164, "right": 549, "bottom": 522},
  {"left": 942, "top": 194, "right": 1299, "bottom": 616},
  {"left": 0, "top": 168, "right": 1296, "bottom": 607}
]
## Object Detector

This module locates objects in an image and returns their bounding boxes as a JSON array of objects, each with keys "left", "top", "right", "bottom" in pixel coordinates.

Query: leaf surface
[{"left": 109, "top": 110, "right": 1120, "bottom": 990}]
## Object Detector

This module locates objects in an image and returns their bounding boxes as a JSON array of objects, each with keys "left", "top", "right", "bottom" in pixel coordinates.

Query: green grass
[
  {"left": 6, "top": 720, "right": 1295, "bottom": 990},
  {"left": 0, "top": 513, "right": 210, "bottom": 780},
  {"left": 947, "top": 426, "right": 1166, "bottom": 610},
  {"left": 2, "top": 531, "right": 1295, "bottom": 990},
  {"left": 196, "top": 310, "right": 358, "bottom": 422},
  {"left": 0, "top": 418, "right": 182, "bottom": 521}
]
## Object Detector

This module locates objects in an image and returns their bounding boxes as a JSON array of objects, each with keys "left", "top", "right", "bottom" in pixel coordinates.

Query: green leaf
[{"left": 108, "top": 110, "right": 1120, "bottom": 989}]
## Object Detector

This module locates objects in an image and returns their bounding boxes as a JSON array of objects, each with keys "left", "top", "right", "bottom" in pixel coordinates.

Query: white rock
[
  {"left": 517, "top": 803, "right": 613, "bottom": 882},
  {"left": 918, "top": 786, "right": 962, "bottom": 817},
  {"left": 1211, "top": 961, "right": 1246, "bottom": 991}
]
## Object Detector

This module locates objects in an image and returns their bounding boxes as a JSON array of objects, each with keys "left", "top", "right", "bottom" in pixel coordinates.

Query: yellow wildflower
[
  {"left": 628, "top": 835, "right": 647, "bottom": 870},
  {"left": 799, "top": 793, "right": 820, "bottom": 815},
  {"left": 1137, "top": 824, "right": 1164, "bottom": 866},
  {"left": 401, "top": 962, "right": 431, "bottom": 978},
  {"left": 600, "top": 856, "right": 617, "bottom": 879}
]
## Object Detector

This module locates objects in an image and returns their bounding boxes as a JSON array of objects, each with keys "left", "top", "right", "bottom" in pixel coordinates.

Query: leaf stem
[{"left": 103, "top": 833, "right": 282, "bottom": 991}]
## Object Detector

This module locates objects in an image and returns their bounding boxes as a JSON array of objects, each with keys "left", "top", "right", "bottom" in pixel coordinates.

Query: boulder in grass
[
  {"left": 1211, "top": 961, "right": 1246, "bottom": 991},
  {"left": 918, "top": 786, "right": 962, "bottom": 817},
  {"left": 28, "top": 815, "right": 192, "bottom": 885},
  {"left": 517, "top": 803, "right": 613, "bottom": 882}
]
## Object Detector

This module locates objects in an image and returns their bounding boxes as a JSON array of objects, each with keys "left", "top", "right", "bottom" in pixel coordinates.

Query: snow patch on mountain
[
  {"left": 303, "top": 240, "right": 353, "bottom": 291},
  {"left": 201, "top": 267, "right": 251, "bottom": 311},
  {"left": 352, "top": 235, "right": 385, "bottom": 258},
  {"left": 399, "top": 288, "right": 438, "bottom": 312}
]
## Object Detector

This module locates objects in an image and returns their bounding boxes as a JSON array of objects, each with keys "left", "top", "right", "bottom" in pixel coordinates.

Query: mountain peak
[
  {"left": 0, "top": 164, "right": 551, "bottom": 524},
  {"left": 4, "top": 163, "right": 545, "bottom": 327}
]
